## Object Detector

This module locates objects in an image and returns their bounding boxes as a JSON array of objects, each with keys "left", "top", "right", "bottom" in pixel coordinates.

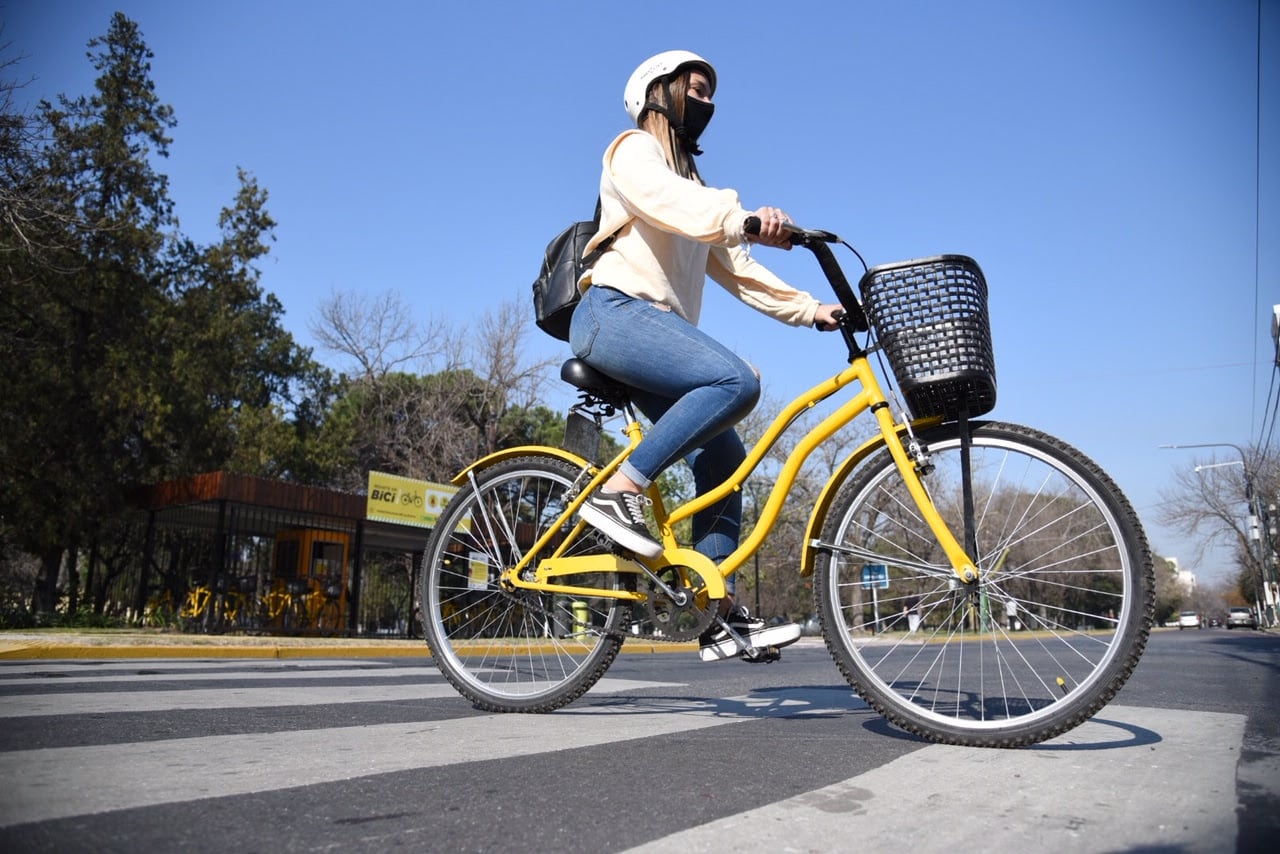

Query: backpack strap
[{"left": 587, "top": 197, "right": 623, "bottom": 262}]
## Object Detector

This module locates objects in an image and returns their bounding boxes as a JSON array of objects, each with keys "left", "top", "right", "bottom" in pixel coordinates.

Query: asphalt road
[{"left": 0, "top": 628, "right": 1275, "bottom": 853}]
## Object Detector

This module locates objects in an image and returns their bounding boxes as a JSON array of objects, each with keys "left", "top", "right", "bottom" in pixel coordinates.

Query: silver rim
[
  {"left": 422, "top": 462, "right": 624, "bottom": 704},
  {"left": 821, "top": 428, "right": 1139, "bottom": 734}
]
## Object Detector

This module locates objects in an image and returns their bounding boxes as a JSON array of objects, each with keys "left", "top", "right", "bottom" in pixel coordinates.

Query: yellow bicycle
[
  {"left": 418, "top": 224, "right": 1154, "bottom": 747},
  {"left": 179, "top": 583, "right": 212, "bottom": 632}
]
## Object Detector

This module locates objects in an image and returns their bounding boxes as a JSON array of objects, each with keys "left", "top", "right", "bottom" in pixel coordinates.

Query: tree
[
  {"left": 311, "top": 288, "right": 455, "bottom": 382},
  {"left": 734, "top": 389, "right": 878, "bottom": 618},
  {"left": 1, "top": 40, "right": 60, "bottom": 265},
  {"left": 310, "top": 289, "right": 558, "bottom": 489},
  {"left": 161, "top": 170, "right": 330, "bottom": 480},
  {"left": 463, "top": 301, "right": 557, "bottom": 457},
  {"left": 1157, "top": 443, "right": 1279, "bottom": 609},
  {"left": 1, "top": 13, "right": 180, "bottom": 610},
  {"left": 0, "top": 14, "right": 324, "bottom": 613},
  {"left": 1152, "top": 556, "right": 1185, "bottom": 626}
]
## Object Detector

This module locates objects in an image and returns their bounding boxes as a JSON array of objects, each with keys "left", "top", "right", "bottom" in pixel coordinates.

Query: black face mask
[
  {"left": 646, "top": 82, "right": 715, "bottom": 156},
  {"left": 680, "top": 97, "right": 714, "bottom": 151}
]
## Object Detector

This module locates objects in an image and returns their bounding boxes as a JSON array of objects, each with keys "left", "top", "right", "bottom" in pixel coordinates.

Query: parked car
[
  {"left": 1177, "top": 610, "right": 1202, "bottom": 630},
  {"left": 1226, "top": 607, "right": 1259, "bottom": 630}
]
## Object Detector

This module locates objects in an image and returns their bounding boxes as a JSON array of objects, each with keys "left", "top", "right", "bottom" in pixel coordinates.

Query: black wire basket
[{"left": 858, "top": 254, "right": 997, "bottom": 421}]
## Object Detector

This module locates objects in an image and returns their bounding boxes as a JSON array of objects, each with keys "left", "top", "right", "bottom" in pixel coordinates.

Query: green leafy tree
[
  {"left": 1152, "top": 556, "right": 1185, "bottom": 626},
  {"left": 162, "top": 170, "right": 331, "bottom": 479},
  {"left": 1, "top": 14, "right": 178, "bottom": 609},
  {"left": 0, "top": 14, "right": 326, "bottom": 612}
]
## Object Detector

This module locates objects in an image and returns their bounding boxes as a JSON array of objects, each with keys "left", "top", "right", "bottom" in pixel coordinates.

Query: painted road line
[
  {"left": 0, "top": 688, "right": 860, "bottom": 826},
  {"left": 623, "top": 705, "right": 1245, "bottom": 854},
  {"left": 0, "top": 676, "right": 684, "bottom": 718}
]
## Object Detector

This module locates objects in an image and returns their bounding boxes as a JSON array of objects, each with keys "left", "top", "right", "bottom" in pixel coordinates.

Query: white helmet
[{"left": 623, "top": 50, "right": 717, "bottom": 124}]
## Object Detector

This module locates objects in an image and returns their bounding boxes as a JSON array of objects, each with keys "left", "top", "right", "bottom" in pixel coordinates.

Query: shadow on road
[{"left": 579, "top": 684, "right": 1163, "bottom": 751}]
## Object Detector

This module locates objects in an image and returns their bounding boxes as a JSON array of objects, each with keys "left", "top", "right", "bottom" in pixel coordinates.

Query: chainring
[{"left": 639, "top": 567, "right": 717, "bottom": 642}]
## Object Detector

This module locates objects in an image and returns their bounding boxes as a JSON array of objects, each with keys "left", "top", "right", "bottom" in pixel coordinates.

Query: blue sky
[{"left": 6, "top": 0, "right": 1277, "bottom": 588}]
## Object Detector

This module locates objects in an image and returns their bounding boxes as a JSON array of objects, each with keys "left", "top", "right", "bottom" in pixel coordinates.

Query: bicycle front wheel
[
  {"left": 814, "top": 421, "right": 1153, "bottom": 747},
  {"left": 420, "top": 454, "right": 629, "bottom": 712}
]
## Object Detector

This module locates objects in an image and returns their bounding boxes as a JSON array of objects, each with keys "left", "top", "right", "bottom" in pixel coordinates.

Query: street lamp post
[{"left": 1161, "top": 442, "right": 1275, "bottom": 626}]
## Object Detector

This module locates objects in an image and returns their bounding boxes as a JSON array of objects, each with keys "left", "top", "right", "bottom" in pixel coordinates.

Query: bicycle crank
[
  {"left": 639, "top": 567, "right": 717, "bottom": 641},
  {"left": 739, "top": 646, "right": 782, "bottom": 664}
]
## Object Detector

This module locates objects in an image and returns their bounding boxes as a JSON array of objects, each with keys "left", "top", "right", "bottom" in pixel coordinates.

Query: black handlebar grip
[{"left": 744, "top": 215, "right": 807, "bottom": 246}]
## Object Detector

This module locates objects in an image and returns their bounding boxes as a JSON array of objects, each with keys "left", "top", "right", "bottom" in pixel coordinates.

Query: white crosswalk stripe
[
  {"left": 624, "top": 705, "right": 1245, "bottom": 854},
  {"left": 0, "top": 657, "right": 1250, "bottom": 853},
  {"left": 0, "top": 661, "right": 684, "bottom": 716},
  {"left": 0, "top": 662, "right": 431, "bottom": 683},
  {"left": 0, "top": 690, "right": 847, "bottom": 827}
]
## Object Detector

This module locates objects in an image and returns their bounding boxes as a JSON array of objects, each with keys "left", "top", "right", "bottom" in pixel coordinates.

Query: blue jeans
[{"left": 569, "top": 285, "right": 760, "bottom": 568}]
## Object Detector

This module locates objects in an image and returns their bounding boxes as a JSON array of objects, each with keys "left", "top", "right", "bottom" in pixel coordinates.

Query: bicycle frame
[
  {"left": 453, "top": 344, "right": 978, "bottom": 607},
  {"left": 424, "top": 226, "right": 1152, "bottom": 745}
]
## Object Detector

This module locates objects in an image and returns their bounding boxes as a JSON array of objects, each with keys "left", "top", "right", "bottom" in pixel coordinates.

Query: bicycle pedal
[{"left": 739, "top": 645, "right": 781, "bottom": 664}]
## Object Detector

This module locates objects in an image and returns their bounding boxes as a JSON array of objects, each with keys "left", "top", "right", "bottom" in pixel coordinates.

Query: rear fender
[{"left": 450, "top": 446, "right": 591, "bottom": 486}]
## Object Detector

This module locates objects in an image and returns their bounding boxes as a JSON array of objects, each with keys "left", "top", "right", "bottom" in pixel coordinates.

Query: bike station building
[{"left": 124, "top": 470, "right": 453, "bottom": 637}]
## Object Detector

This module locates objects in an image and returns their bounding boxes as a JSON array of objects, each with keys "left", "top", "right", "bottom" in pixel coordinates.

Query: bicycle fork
[{"left": 866, "top": 383, "right": 979, "bottom": 585}]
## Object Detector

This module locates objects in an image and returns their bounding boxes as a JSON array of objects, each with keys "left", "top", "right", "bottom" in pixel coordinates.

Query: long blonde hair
[{"left": 638, "top": 72, "right": 704, "bottom": 184}]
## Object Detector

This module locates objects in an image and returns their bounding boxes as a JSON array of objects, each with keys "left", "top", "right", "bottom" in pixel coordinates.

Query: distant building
[{"left": 1164, "top": 556, "right": 1197, "bottom": 593}]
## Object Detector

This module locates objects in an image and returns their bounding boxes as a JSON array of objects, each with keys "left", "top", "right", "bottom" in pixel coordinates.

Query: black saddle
[{"left": 560, "top": 359, "right": 631, "bottom": 409}]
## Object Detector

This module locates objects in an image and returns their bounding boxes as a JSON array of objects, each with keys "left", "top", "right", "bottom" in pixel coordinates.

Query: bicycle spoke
[
  {"left": 816, "top": 421, "right": 1152, "bottom": 746},
  {"left": 420, "top": 456, "right": 627, "bottom": 712}
]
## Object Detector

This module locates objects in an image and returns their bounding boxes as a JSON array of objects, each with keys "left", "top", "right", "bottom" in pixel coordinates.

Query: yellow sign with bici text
[{"left": 366, "top": 471, "right": 457, "bottom": 528}]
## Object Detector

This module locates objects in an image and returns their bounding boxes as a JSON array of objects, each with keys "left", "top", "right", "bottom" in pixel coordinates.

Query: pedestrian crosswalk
[
  {"left": 625, "top": 705, "right": 1245, "bottom": 854},
  {"left": 0, "top": 655, "right": 1248, "bottom": 852}
]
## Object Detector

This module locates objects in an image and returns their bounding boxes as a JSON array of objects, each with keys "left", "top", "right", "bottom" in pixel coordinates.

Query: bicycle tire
[
  {"left": 316, "top": 599, "right": 343, "bottom": 637},
  {"left": 813, "top": 421, "right": 1153, "bottom": 747},
  {"left": 281, "top": 597, "right": 302, "bottom": 634},
  {"left": 419, "top": 454, "right": 628, "bottom": 712}
]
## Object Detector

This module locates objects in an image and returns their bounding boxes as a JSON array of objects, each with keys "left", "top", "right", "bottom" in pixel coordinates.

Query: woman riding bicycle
[{"left": 571, "top": 50, "right": 843, "bottom": 662}]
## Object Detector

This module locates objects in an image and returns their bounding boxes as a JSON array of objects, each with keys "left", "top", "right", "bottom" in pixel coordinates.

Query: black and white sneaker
[
  {"left": 578, "top": 488, "right": 663, "bottom": 559},
  {"left": 699, "top": 606, "right": 801, "bottom": 662}
]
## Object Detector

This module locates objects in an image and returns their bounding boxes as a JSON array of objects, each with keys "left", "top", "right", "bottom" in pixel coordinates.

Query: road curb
[{"left": 0, "top": 643, "right": 430, "bottom": 660}]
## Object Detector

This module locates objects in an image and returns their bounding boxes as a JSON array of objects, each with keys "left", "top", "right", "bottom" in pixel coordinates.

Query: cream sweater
[{"left": 581, "top": 129, "right": 821, "bottom": 327}]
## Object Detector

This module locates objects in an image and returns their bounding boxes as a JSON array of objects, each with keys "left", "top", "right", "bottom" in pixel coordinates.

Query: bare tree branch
[
  {"left": 309, "top": 289, "right": 451, "bottom": 380},
  {"left": 1156, "top": 442, "right": 1280, "bottom": 601}
]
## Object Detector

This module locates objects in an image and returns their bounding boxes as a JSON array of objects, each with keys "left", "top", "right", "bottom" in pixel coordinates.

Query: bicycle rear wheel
[
  {"left": 419, "top": 454, "right": 629, "bottom": 712},
  {"left": 316, "top": 598, "right": 343, "bottom": 637},
  {"left": 814, "top": 421, "right": 1153, "bottom": 747}
]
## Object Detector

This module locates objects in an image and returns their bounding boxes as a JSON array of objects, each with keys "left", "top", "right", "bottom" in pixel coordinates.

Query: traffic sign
[{"left": 861, "top": 564, "right": 889, "bottom": 589}]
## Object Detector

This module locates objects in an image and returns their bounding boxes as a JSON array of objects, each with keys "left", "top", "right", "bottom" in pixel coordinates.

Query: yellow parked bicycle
[
  {"left": 178, "top": 583, "right": 212, "bottom": 632},
  {"left": 418, "top": 224, "right": 1154, "bottom": 747}
]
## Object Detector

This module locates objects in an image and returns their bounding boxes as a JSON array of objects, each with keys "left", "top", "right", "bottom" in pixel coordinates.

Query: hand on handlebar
[
  {"left": 743, "top": 214, "right": 869, "bottom": 332},
  {"left": 814, "top": 304, "right": 843, "bottom": 331},
  {"left": 745, "top": 207, "right": 794, "bottom": 249}
]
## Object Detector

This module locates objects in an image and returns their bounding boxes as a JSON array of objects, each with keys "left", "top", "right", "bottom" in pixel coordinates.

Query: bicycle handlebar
[{"left": 744, "top": 217, "right": 869, "bottom": 333}]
